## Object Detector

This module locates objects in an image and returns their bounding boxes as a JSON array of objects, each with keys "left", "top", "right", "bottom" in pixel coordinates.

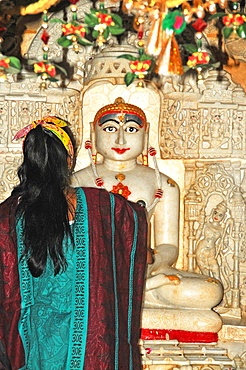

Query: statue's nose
[{"left": 115, "top": 126, "right": 126, "bottom": 145}]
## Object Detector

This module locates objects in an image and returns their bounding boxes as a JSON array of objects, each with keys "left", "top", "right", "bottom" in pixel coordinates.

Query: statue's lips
[{"left": 111, "top": 148, "right": 130, "bottom": 154}]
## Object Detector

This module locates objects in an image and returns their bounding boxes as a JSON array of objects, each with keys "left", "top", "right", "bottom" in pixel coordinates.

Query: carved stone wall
[
  {"left": 2, "top": 1, "right": 246, "bottom": 368},
  {"left": 0, "top": 77, "right": 81, "bottom": 202}
]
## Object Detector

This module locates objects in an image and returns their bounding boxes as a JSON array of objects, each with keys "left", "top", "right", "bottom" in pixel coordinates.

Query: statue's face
[
  {"left": 95, "top": 113, "right": 146, "bottom": 161},
  {"left": 212, "top": 208, "right": 225, "bottom": 222}
]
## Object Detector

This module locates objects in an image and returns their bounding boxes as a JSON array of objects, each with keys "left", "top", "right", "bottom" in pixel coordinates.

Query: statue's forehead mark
[{"left": 99, "top": 113, "right": 143, "bottom": 127}]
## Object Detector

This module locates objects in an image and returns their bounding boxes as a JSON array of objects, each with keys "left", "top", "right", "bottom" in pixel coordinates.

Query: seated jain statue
[{"left": 72, "top": 98, "right": 224, "bottom": 342}]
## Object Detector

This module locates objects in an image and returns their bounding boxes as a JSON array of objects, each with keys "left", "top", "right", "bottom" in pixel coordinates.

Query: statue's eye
[
  {"left": 125, "top": 126, "right": 138, "bottom": 133},
  {"left": 104, "top": 126, "right": 117, "bottom": 132}
]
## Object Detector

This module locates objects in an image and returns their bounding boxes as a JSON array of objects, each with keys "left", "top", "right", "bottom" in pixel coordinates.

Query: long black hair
[{"left": 12, "top": 122, "right": 76, "bottom": 277}]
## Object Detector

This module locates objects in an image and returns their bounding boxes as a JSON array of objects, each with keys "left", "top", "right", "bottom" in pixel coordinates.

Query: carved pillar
[
  {"left": 184, "top": 186, "right": 202, "bottom": 272},
  {"left": 230, "top": 187, "right": 245, "bottom": 310}
]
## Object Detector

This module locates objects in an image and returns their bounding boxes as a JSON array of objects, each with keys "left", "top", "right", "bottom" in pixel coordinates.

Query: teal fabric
[{"left": 16, "top": 188, "right": 89, "bottom": 370}]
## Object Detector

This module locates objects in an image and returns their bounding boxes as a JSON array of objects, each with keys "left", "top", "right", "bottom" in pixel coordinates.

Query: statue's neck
[{"left": 102, "top": 158, "right": 138, "bottom": 172}]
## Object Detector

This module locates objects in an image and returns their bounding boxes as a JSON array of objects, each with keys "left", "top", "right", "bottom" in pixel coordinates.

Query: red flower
[
  {"left": 74, "top": 25, "right": 86, "bottom": 38},
  {"left": 111, "top": 182, "right": 131, "bottom": 199},
  {"left": 97, "top": 13, "right": 114, "bottom": 26},
  {"left": 45, "top": 64, "right": 56, "bottom": 78},
  {"left": 34, "top": 62, "right": 56, "bottom": 78},
  {"left": 187, "top": 51, "right": 210, "bottom": 67},
  {"left": 0, "top": 59, "right": 9, "bottom": 69},
  {"left": 62, "top": 23, "right": 86, "bottom": 38},
  {"left": 223, "top": 14, "right": 246, "bottom": 26},
  {"left": 62, "top": 23, "right": 76, "bottom": 36},
  {"left": 129, "top": 60, "right": 152, "bottom": 74}
]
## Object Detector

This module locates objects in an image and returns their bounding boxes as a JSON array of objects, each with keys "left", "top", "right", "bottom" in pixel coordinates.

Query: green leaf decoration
[
  {"left": 124, "top": 72, "right": 137, "bottom": 86},
  {"left": 211, "top": 62, "right": 220, "bottom": 68},
  {"left": 196, "top": 63, "right": 213, "bottom": 68},
  {"left": 237, "top": 23, "right": 246, "bottom": 38},
  {"left": 27, "top": 59, "right": 38, "bottom": 65},
  {"left": 196, "top": 39, "right": 202, "bottom": 49},
  {"left": 47, "top": 77, "right": 58, "bottom": 82},
  {"left": 55, "top": 65, "right": 68, "bottom": 76},
  {"left": 72, "top": 21, "right": 82, "bottom": 27},
  {"left": 77, "top": 36, "right": 93, "bottom": 46},
  {"left": 84, "top": 13, "right": 98, "bottom": 27},
  {"left": 92, "top": 30, "right": 99, "bottom": 39},
  {"left": 184, "top": 61, "right": 220, "bottom": 72},
  {"left": 50, "top": 18, "right": 66, "bottom": 24},
  {"left": 99, "top": 9, "right": 108, "bottom": 14},
  {"left": 183, "top": 65, "right": 190, "bottom": 72},
  {"left": 111, "top": 14, "right": 123, "bottom": 27},
  {"left": 9, "top": 57, "right": 21, "bottom": 70},
  {"left": 139, "top": 53, "right": 153, "bottom": 62},
  {"left": 183, "top": 43, "right": 198, "bottom": 53},
  {"left": 103, "top": 27, "right": 109, "bottom": 40},
  {"left": 6, "top": 66, "right": 20, "bottom": 74},
  {"left": 108, "top": 26, "right": 125, "bottom": 35},
  {"left": 117, "top": 54, "right": 137, "bottom": 61},
  {"left": 209, "top": 12, "right": 228, "bottom": 20},
  {"left": 162, "top": 10, "right": 186, "bottom": 35},
  {"left": 57, "top": 36, "right": 72, "bottom": 48},
  {"left": 223, "top": 27, "right": 233, "bottom": 39}
]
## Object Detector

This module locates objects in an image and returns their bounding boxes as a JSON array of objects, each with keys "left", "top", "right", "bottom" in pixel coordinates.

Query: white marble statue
[{"left": 72, "top": 97, "right": 224, "bottom": 335}]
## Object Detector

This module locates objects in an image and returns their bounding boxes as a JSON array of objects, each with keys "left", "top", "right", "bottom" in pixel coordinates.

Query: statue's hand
[{"left": 165, "top": 274, "right": 181, "bottom": 285}]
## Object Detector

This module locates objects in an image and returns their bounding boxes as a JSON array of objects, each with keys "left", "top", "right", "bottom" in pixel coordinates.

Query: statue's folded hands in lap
[{"left": 72, "top": 97, "right": 224, "bottom": 338}]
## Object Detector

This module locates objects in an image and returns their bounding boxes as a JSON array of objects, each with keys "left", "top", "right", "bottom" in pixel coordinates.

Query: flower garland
[
  {"left": 210, "top": 10, "right": 246, "bottom": 39},
  {"left": 51, "top": 1, "right": 125, "bottom": 53},
  {"left": 222, "top": 13, "right": 246, "bottom": 39},
  {"left": 0, "top": 53, "right": 21, "bottom": 81},
  {"left": 51, "top": 0, "right": 92, "bottom": 53},
  {"left": 118, "top": 48, "right": 154, "bottom": 86},
  {"left": 84, "top": 3, "right": 125, "bottom": 46},
  {"left": 183, "top": 18, "right": 220, "bottom": 79},
  {"left": 29, "top": 9, "right": 67, "bottom": 88}
]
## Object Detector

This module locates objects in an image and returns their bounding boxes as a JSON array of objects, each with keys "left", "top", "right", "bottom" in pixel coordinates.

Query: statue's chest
[{"left": 101, "top": 173, "right": 157, "bottom": 207}]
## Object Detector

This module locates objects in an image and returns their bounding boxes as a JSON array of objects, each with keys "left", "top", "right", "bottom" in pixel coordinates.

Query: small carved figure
[{"left": 195, "top": 201, "right": 232, "bottom": 280}]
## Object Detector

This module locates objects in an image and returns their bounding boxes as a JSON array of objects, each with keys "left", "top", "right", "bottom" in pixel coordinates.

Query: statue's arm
[
  {"left": 71, "top": 167, "right": 93, "bottom": 187},
  {"left": 153, "top": 175, "right": 180, "bottom": 267}
]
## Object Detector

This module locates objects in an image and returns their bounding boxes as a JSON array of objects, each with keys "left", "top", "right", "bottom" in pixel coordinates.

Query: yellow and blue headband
[{"left": 13, "top": 116, "right": 74, "bottom": 168}]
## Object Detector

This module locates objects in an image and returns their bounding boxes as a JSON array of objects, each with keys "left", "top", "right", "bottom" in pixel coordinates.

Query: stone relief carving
[
  {"left": 184, "top": 162, "right": 246, "bottom": 319},
  {"left": 159, "top": 71, "right": 246, "bottom": 161},
  {"left": 0, "top": 81, "right": 81, "bottom": 202}
]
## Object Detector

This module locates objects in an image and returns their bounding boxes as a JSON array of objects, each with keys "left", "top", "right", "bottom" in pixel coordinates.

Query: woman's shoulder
[
  {"left": 0, "top": 195, "right": 18, "bottom": 215},
  {"left": 0, "top": 195, "right": 18, "bottom": 237}
]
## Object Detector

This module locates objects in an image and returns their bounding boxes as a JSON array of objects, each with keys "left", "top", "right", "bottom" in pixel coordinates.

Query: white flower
[{"left": 94, "top": 23, "right": 107, "bottom": 33}]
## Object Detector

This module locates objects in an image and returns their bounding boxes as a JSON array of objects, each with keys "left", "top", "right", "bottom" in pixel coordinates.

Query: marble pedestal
[
  {"left": 140, "top": 339, "right": 235, "bottom": 369},
  {"left": 141, "top": 308, "right": 223, "bottom": 334}
]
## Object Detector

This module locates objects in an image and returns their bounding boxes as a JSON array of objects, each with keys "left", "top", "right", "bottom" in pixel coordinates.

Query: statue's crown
[
  {"left": 93, "top": 97, "right": 147, "bottom": 125},
  {"left": 216, "top": 201, "right": 227, "bottom": 213}
]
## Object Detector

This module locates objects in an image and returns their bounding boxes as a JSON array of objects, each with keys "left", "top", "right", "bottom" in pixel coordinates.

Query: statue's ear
[
  {"left": 142, "top": 122, "right": 150, "bottom": 166},
  {"left": 143, "top": 122, "right": 150, "bottom": 154},
  {"left": 90, "top": 122, "right": 97, "bottom": 163}
]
